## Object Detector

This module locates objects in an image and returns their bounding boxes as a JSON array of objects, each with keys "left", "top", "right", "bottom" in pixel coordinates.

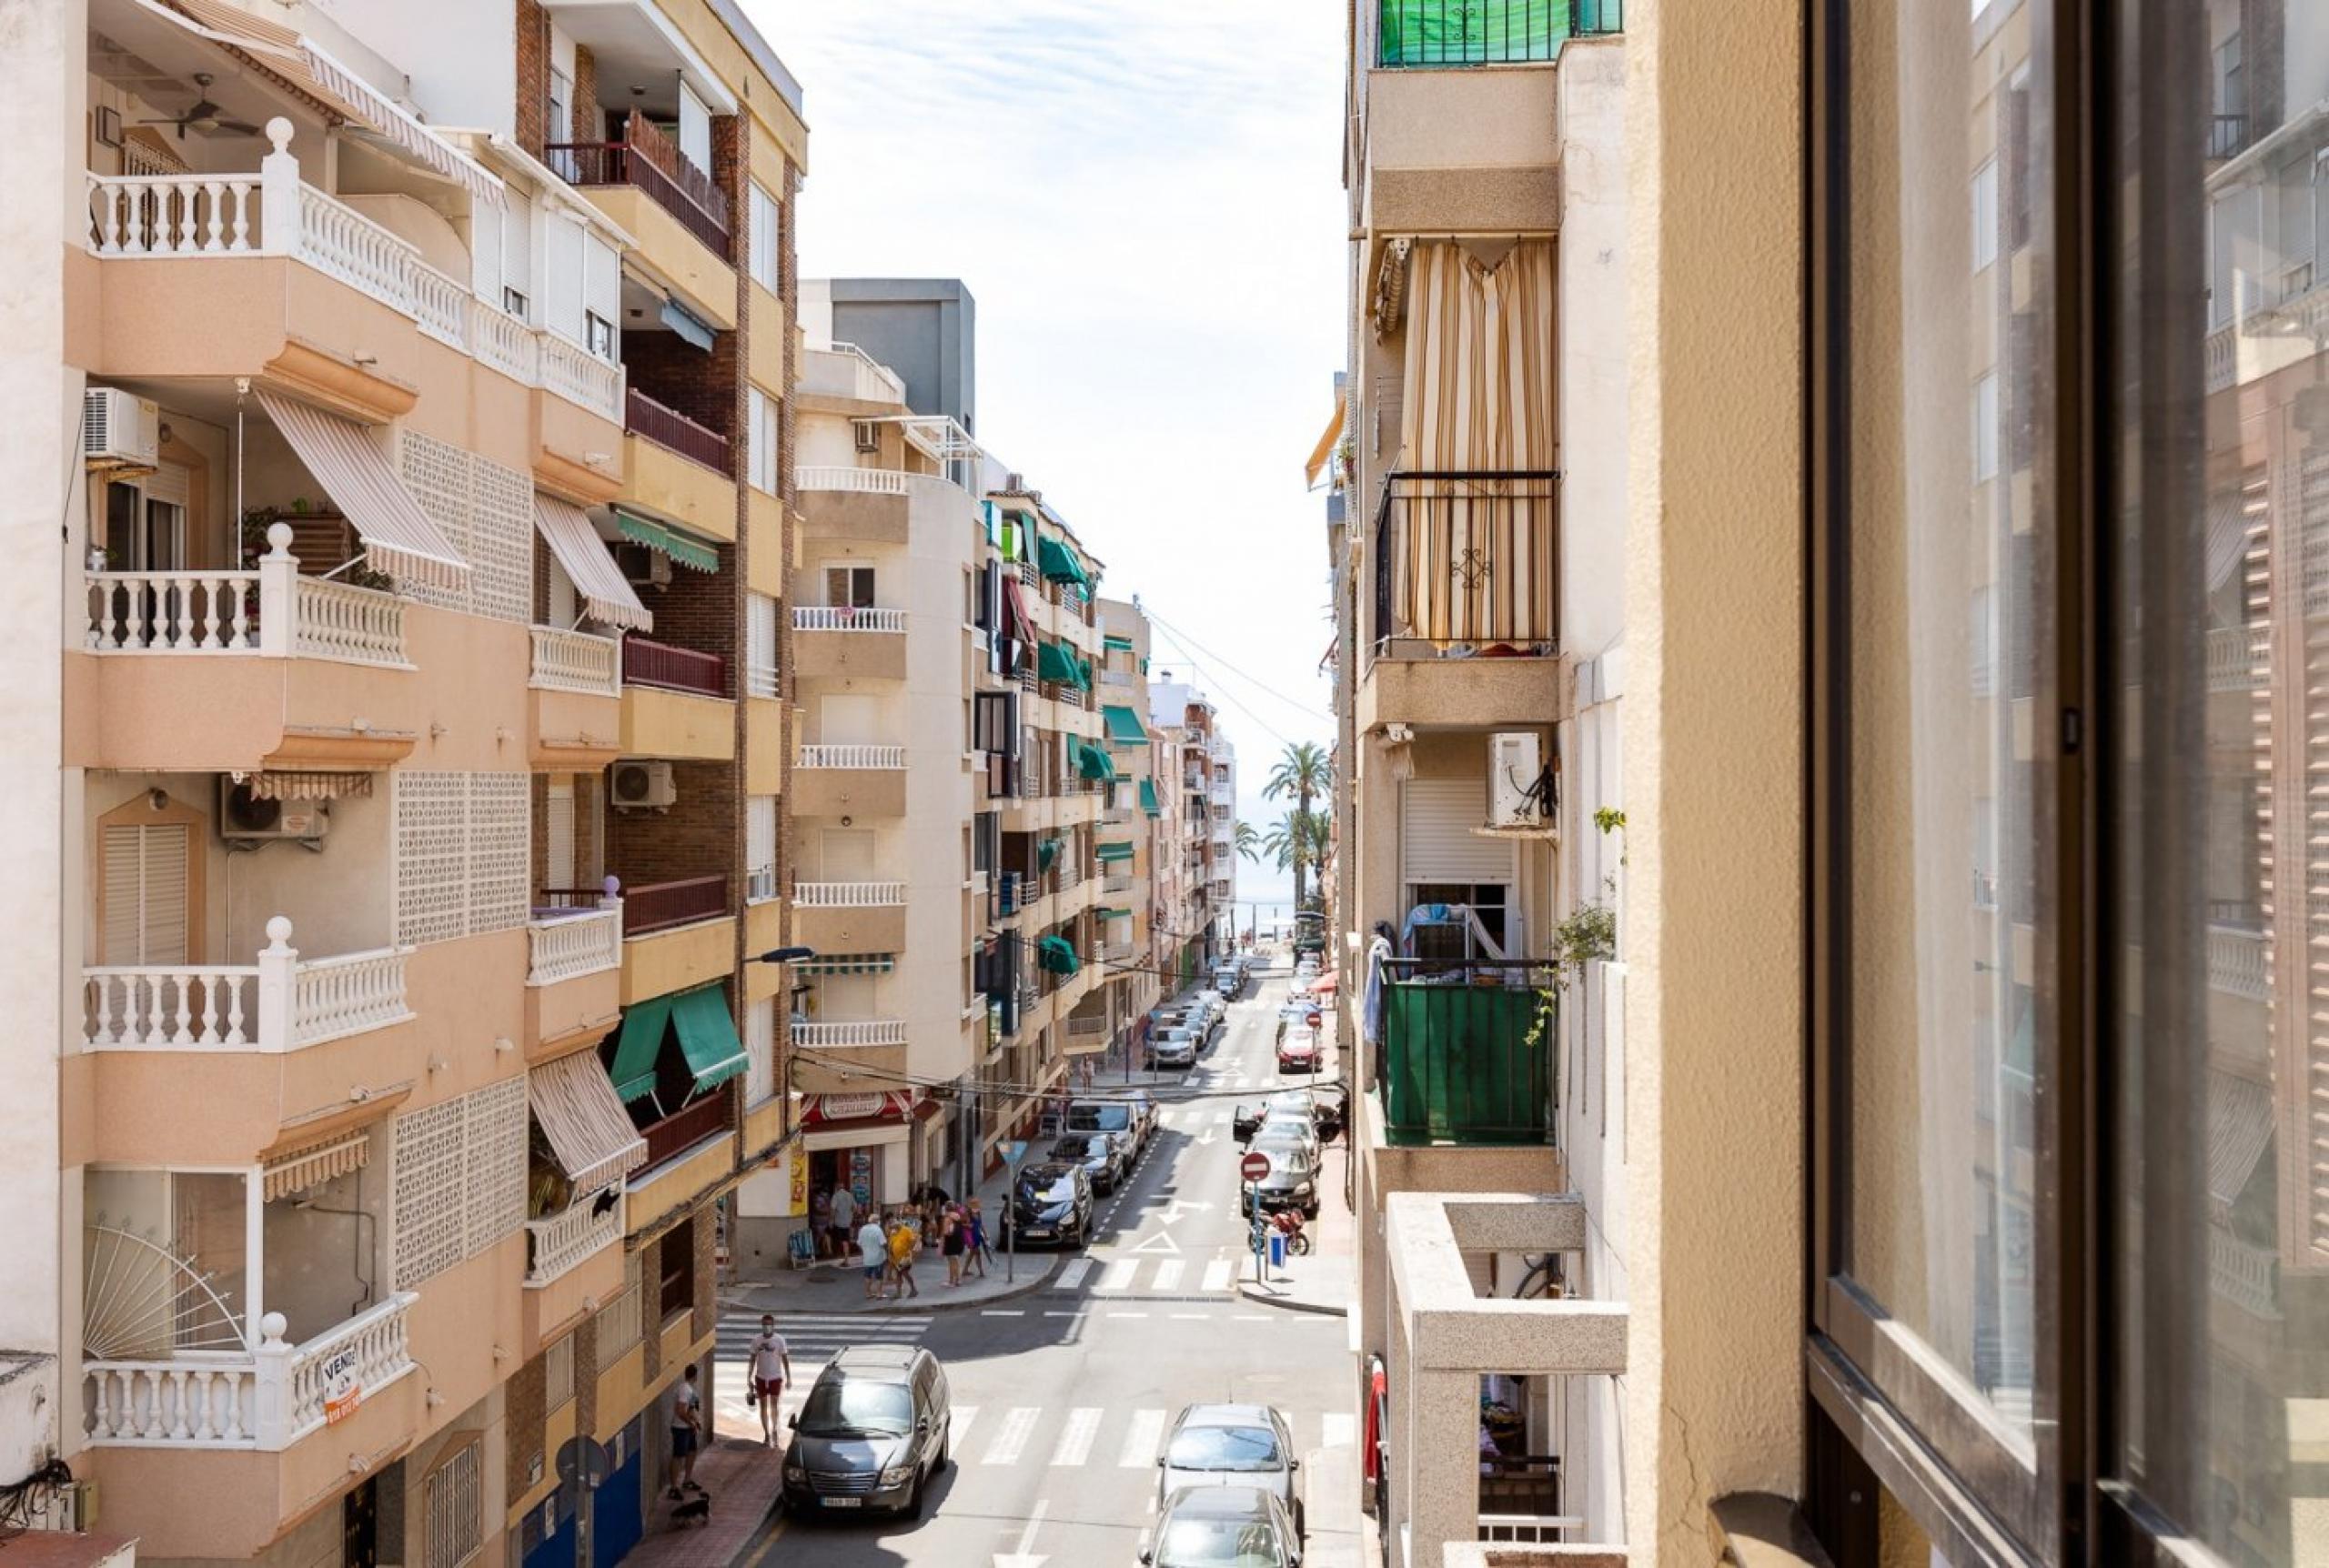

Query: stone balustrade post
[
  {"left": 257, "top": 523, "right": 298, "bottom": 657},
  {"left": 258, "top": 119, "right": 301, "bottom": 257},
  {"left": 250, "top": 1312, "right": 294, "bottom": 1450},
  {"left": 255, "top": 916, "right": 297, "bottom": 1054}
]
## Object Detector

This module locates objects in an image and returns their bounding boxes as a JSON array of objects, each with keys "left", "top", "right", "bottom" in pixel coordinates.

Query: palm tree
[
  {"left": 1262, "top": 809, "right": 1329, "bottom": 913},
  {"left": 1234, "top": 820, "right": 1262, "bottom": 864},
  {"left": 1263, "top": 741, "right": 1333, "bottom": 909}
]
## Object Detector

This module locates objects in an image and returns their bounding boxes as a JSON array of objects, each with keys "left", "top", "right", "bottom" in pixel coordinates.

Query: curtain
[{"left": 1395, "top": 241, "right": 1558, "bottom": 647}]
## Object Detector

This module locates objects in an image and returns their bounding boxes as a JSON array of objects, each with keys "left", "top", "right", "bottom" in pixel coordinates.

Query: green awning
[
  {"left": 614, "top": 508, "right": 720, "bottom": 572},
  {"left": 608, "top": 997, "right": 674, "bottom": 1104},
  {"left": 1103, "top": 705, "right": 1147, "bottom": 746},
  {"left": 670, "top": 985, "right": 749, "bottom": 1094},
  {"left": 1035, "top": 535, "right": 1089, "bottom": 587},
  {"left": 1037, "top": 838, "right": 1061, "bottom": 870},
  {"left": 1037, "top": 641, "right": 1080, "bottom": 685},
  {"left": 1074, "top": 656, "right": 1094, "bottom": 690},
  {"left": 1076, "top": 741, "right": 1117, "bottom": 782},
  {"left": 1139, "top": 779, "right": 1161, "bottom": 816},
  {"left": 1037, "top": 934, "right": 1081, "bottom": 976},
  {"left": 1096, "top": 907, "right": 1133, "bottom": 920},
  {"left": 1104, "top": 635, "right": 1135, "bottom": 652},
  {"left": 1094, "top": 839, "right": 1134, "bottom": 863}
]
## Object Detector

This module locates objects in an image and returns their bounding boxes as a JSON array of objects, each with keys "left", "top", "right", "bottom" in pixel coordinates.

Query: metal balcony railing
[
  {"left": 1376, "top": 0, "right": 1620, "bottom": 67},
  {"left": 545, "top": 113, "right": 731, "bottom": 256},
  {"left": 639, "top": 1080, "right": 734, "bottom": 1167},
  {"left": 1376, "top": 958, "right": 1557, "bottom": 1145},
  {"left": 1372, "top": 471, "right": 1558, "bottom": 659},
  {"left": 621, "top": 875, "right": 729, "bottom": 935},
  {"left": 622, "top": 634, "right": 728, "bottom": 697},
  {"left": 625, "top": 387, "right": 731, "bottom": 475}
]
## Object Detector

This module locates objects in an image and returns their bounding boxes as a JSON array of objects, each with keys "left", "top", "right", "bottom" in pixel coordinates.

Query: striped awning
[
  {"left": 1304, "top": 393, "right": 1346, "bottom": 487},
  {"left": 2208, "top": 1070, "right": 2275, "bottom": 1222},
  {"left": 615, "top": 508, "right": 720, "bottom": 572},
  {"left": 794, "top": 954, "right": 897, "bottom": 977},
  {"left": 534, "top": 493, "right": 653, "bottom": 631},
  {"left": 261, "top": 1128, "right": 370, "bottom": 1201},
  {"left": 531, "top": 1050, "right": 650, "bottom": 1195},
  {"left": 247, "top": 769, "right": 372, "bottom": 801},
  {"left": 256, "top": 391, "right": 469, "bottom": 587},
  {"left": 156, "top": 0, "right": 503, "bottom": 206}
]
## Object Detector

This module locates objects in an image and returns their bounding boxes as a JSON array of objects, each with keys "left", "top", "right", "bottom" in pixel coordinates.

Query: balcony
[
  {"left": 2207, "top": 922, "right": 2269, "bottom": 1002},
  {"left": 529, "top": 626, "right": 622, "bottom": 698},
  {"left": 86, "top": 528, "right": 406, "bottom": 667},
  {"left": 621, "top": 875, "right": 729, "bottom": 937},
  {"left": 791, "top": 1019, "right": 910, "bottom": 1049},
  {"left": 794, "top": 744, "right": 908, "bottom": 817},
  {"left": 525, "top": 1190, "right": 626, "bottom": 1287},
  {"left": 622, "top": 634, "right": 727, "bottom": 698},
  {"left": 797, "top": 465, "right": 928, "bottom": 545},
  {"left": 626, "top": 387, "right": 731, "bottom": 475},
  {"left": 800, "top": 343, "right": 908, "bottom": 406},
  {"left": 1376, "top": 959, "right": 1555, "bottom": 1145},
  {"left": 81, "top": 916, "right": 410, "bottom": 1054},
  {"left": 1376, "top": 0, "right": 1620, "bottom": 66},
  {"left": 528, "top": 902, "right": 624, "bottom": 985},
  {"left": 549, "top": 114, "right": 731, "bottom": 261},
  {"left": 793, "top": 881, "right": 908, "bottom": 954},
  {"left": 82, "top": 1292, "right": 417, "bottom": 1451},
  {"left": 2211, "top": 1227, "right": 2280, "bottom": 1319},
  {"left": 639, "top": 1080, "right": 737, "bottom": 1169}
]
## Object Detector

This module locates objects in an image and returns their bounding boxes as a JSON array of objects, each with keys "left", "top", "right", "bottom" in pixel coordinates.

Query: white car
[{"left": 1251, "top": 1115, "right": 1320, "bottom": 1166}]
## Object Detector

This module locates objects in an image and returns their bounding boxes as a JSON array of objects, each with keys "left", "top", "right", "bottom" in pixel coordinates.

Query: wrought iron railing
[
  {"left": 625, "top": 387, "right": 731, "bottom": 475},
  {"left": 1377, "top": 0, "right": 1619, "bottom": 67},
  {"left": 545, "top": 113, "right": 731, "bottom": 255},
  {"left": 622, "top": 634, "right": 728, "bottom": 697},
  {"left": 1372, "top": 471, "right": 1558, "bottom": 658},
  {"left": 1376, "top": 957, "right": 1556, "bottom": 1145}
]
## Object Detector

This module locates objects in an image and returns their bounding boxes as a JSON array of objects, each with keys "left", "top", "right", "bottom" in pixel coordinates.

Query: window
[
  {"left": 824, "top": 564, "right": 875, "bottom": 608},
  {"left": 744, "top": 997, "right": 776, "bottom": 1106},
  {"left": 1971, "top": 370, "right": 2000, "bottom": 481},
  {"left": 747, "top": 388, "right": 779, "bottom": 495},
  {"left": 1971, "top": 159, "right": 1998, "bottom": 272},
  {"left": 745, "top": 795, "right": 777, "bottom": 902},
  {"left": 548, "top": 67, "right": 570, "bottom": 146},
  {"left": 745, "top": 591, "right": 779, "bottom": 699},
  {"left": 585, "top": 311, "right": 614, "bottom": 358},
  {"left": 543, "top": 1334, "right": 575, "bottom": 1412},
  {"left": 503, "top": 285, "right": 529, "bottom": 320},
  {"left": 749, "top": 182, "right": 781, "bottom": 293},
  {"left": 422, "top": 1437, "right": 482, "bottom": 1568},
  {"left": 658, "top": 1223, "right": 695, "bottom": 1323}
]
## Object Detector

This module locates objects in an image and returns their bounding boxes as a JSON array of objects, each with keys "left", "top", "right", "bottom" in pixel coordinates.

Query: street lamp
[{"left": 753, "top": 946, "right": 818, "bottom": 965}]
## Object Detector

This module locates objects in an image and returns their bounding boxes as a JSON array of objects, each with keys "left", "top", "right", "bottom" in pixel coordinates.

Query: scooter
[{"left": 1270, "top": 1208, "right": 1313, "bottom": 1256}]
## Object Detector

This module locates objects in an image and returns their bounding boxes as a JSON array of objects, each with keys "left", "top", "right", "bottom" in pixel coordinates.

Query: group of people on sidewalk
[{"left": 806, "top": 1179, "right": 1000, "bottom": 1300}]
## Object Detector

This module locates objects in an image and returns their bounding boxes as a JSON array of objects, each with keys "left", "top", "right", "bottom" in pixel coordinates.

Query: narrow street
[{"left": 724, "top": 966, "right": 1361, "bottom": 1566}]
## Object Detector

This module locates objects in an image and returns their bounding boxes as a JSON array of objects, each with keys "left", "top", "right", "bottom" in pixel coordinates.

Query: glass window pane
[
  {"left": 1843, "top": 0, "right": 2048, "bottom": 1435},
  {"left": 2112, "top": 1, "right": 2329, "bottom": 1557}
]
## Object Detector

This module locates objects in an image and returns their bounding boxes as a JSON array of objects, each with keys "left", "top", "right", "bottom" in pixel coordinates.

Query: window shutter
[
  {"left": 1399, "top": 778, "right": 1517, "bottom": 885},
  {"left": 102, "top": 822, "right": 189, "bottom": 965},
  {"left": 546, "top": 779, "right": 577, "bottom": 890},
  {"left": 747, "top": 998, "right": 776, "bottom": 1105}
]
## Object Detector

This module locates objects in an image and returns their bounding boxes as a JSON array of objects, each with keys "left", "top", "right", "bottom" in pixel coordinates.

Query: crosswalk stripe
[
  {"left": 1149, "top": 1260, "right": 1185, "bottom": 1292},
  {"left": 1321, "top": 1412, "right": 1356, "bottom": 1449},
  {"left": 1097, "top": 1259, "right": 1138, "bottom": 1292},
  {"left": 1054, "top": 1257, "right": 1092, "bottom": 1292},
  {"left": 980, "top": 1407, "right": 1040, "bottom": 1466},
  {"left": 1048, "top": 1408, "right": 1102, "bottom": 1467},
  {"left": 1119, "top": 1408, "right": 1166, "bottom": 1467},
  {"left": 949, "top": 1406, "right": 979, "bottom": 1448},
  {"left": 1200, "top": 1259, "right": 1235, "bottom": 1293}
]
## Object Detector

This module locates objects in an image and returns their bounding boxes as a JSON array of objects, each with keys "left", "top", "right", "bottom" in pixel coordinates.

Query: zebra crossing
[
  {"left": 936, "top": 1402, "right": 1352, "bottom": 1472},
  {"left": 711, "top": 1308, "right": 933, "bottom": 1426},
  {"left": 1050, "top": 1251, "right": 1259, "bottom": 1297}
]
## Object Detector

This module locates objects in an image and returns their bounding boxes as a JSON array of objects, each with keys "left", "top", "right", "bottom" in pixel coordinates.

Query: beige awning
[
  {"left": 2208, "top": 1070, "right": 2275, "bottom": 1221},
  {"left": 155, "top": 0, "right": 503, "bottom": 206},
  {"left": 531, "top": 1050, "right": 650, "bottom": 1196},
  {"left": 247, "top": 769, "right": 373, "bottom": 801},
  {"left": 263, "top": 1128, "right": 370, "bottom": 1201},
  {"left": 257, "top": 390, "right": 469, "bottom": 588},
  {"left": 1304, "top": 395, "right": 1346, "bottom": 488},
  {"left": 534, "top": 494, "right": 653, "bottom": 632}
]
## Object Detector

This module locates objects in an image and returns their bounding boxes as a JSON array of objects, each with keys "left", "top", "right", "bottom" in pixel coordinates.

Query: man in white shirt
[
  {"left": 748, "top": 1313, "right": 791, "bottom": 1448},
  {"left": 828, "top": 1184, "right": 858, "bottom": 1261},
  {"left": 857, "top": 1215, "right": 888, "bottom": 1300},
  {"left": 665, "top": 1363, "right": 703, "bottom": 1501}
]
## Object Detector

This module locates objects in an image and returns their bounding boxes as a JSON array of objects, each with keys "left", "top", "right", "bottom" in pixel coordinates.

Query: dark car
[
  {"left": 1232, "top": 1103, "right": 1265, "bottom": 1142},
  {"left": 1008, "top": 1161, "right": 1094, "bottom": 1248},
  {"left": 1238, "top": 1145, "right": 1321, "bottom": 1220},
  {"left": 1050, "top": 1131, "right": 1123, "bottom": 1193},
  {"left": 782, "top": 1344, "right": 953, "bottom": 1518},
  {"left": 1140, "top": 1483, "right": 1302, "bottom": 1567}
]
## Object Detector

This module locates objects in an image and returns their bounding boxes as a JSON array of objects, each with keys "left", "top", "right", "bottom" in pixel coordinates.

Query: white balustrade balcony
[
  {"left": 1103, "top": 873, "right": 1135, "bottom": 894},
  {"left": 527, "top": 903, "right": 624, "bottom": 986},
  {"left": 793, "top": 605, "right": 907, "bottom": 634},
  {"left": 529, "top": 626, "right": 622, "bottom": 697},
  {"left": 799, "top": 342, "right": 908, "bottom": 403},
  {"left": 525, "top": 1193, "right": 625, "bottom": 1287},
  {"left": 793, "top": 881, "right": 907, "bottom": 908},
  {"left": 798, "top": 744, "right": 906, "bottom": 769},
  {"left": 791, "top": 1019, "right": 909, "bottom": 1048},
  {"left": 1065, "top": 1015, "right": 1110, "bottom": 1040},
  {"left": 1101, "top": 669, "right": 1135, "bottom": 688},
  {"left": 83, "top": 121, "right": 622, "bottom": 416},
  {"left": 82, "top": 1292, "right": 418, "bottom": 1451},
  {"left": 86, "top": 526, "right": 408, "bottom": 667},
  {"left": 82, "top": 915, "right": 413, "bottom": 1054},
  {"left": 2210, "top": 1227, "right": 2280, "bottom": 1318},
  {"left": 796, "top": 464, "right": 909, "bottom": 494},
  {"left": 2207, "top": 922, "right": 2269, "bottom": 1001}
]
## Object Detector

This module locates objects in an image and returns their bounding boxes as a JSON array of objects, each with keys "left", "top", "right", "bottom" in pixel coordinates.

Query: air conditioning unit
[
  {"left": 614, "top": 542, "right": 672, "bottom": 588},
  {"left": 610, "top": 759, "right": 676, "bottom": 811},
  {"left": 1487, "top": 730, "right": 1547, "bottom": 828},
  {"left": 220, "top": 777, "right": 330, "bottom": 844},
  {"left": 84, "top": 387, "right": 159, "bottom": 468},
  {"left": 852, "top": 419, "right": 881, "bottom": 453}
]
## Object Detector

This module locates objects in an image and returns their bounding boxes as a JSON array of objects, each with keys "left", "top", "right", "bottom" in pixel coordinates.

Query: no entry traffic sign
[{"left": 1240, "top": 1151, "right": 1272, "bottom": 1183}]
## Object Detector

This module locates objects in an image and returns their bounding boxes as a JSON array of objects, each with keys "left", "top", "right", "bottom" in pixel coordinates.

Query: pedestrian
[
  {"left": 857, "top": 1211, "right": 888, "bottom": 1301},
  {"left": 664, "top": 1363, "right": 704, "bottom": 1501},
  {"left": 829, "top": 1182, "right": 858, "bottom": 1262},
  {"left": 887, "top": 1212, "right": 920, "bottom": 1298},
  {"left": 967, "top": 1199, "right": 991, "bottom": 1277},
  {"left": 808, "top": 1184, "right": 832, "bottom": 1260},
  {"left": 747, "top": 1314, "right": 791, "bottom": 1449},
  {"left": 943, "top": 1204, "right": 967, "bottom": 1286}
]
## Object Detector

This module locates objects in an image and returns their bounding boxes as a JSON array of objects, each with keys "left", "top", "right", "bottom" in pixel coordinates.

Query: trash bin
[{"left": 1268, "top": 1231, "right": 1287, "bottom": 1271}]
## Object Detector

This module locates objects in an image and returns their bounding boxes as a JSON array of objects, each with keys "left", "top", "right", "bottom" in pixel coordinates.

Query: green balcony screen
[
  {"left": 1376, "top": 0, "right": 1620, "bottom": 66},
  {"left": 1378, "top": 980, "right": 1553, "bottom": 1145}
]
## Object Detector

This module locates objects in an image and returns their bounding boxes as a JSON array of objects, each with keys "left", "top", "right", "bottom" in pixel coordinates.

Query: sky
[{"left": 746, "top": 0, "right": 1346, "bottom": 905}]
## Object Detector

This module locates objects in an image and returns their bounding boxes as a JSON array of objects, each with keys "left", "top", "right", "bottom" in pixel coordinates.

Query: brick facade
[
  {"left": 514, "top": 0, "right": 549, "bottom": 159},
  {"left": 628, "top": 543, "right": 736, "bottom": 669},
  {"left": 621, "top": 332, "right": 741, "bottom": 451},
  {"left": 571, "top": 45, "right": 598, "bottom": 144},
  {"left": 506, "top": 1348, "right": 548, "bottom": 1506},
  {"left": 606, "top": 761, "right": 738, "bottom": 892},
  {"left": 691, "top": 1204, "right": 718, "bottom": 1344}
]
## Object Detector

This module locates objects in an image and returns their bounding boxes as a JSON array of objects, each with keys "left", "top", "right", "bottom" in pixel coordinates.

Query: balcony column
[
  {"left": 255, "top": 916, "right": 297, "bottom": 1054},
  {"left": 249, "top": 1312, "right": 294, "bottom": 1448},
  {"left": 1406, "top": 1362, "right": 1483, "bottom": 1558},
  {"left": 257, "top": 119, "right": 302, "bottom": 257},
  {"left": 257, "top": 524, "right": 297, "bottom": 656}
]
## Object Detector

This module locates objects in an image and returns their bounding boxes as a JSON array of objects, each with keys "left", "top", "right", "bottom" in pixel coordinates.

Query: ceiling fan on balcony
[{"left": 139, "top": 73, "right": 261, "bottom": 139}]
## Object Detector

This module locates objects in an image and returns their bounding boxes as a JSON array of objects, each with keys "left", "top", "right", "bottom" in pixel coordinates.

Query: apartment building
[
  {"left": 732, "top": 292, "right": 985, "bottom": 1239},
  {"left": 1092, "top": 600, "right": 1162, "bottom": 1073},
  {"left": 1147, "top": 678, "right": 1229, "bottom": 985},
  {"left": 1328, "top": 0, "right": 1628, "bottom": 1554},
  {"left": 8, "top": 2, "right": 805, "bottom": 1565}
]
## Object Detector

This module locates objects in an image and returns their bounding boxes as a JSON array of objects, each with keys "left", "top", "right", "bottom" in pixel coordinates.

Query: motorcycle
[{"left": 1270, "top": 1208, "right": 1313, "bottom": 1256}]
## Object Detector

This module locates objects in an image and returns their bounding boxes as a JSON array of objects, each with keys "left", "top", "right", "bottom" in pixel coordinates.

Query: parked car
[
  {"left": 1211, "top": 965, "right": 1245, "bottom": 1000},
  {"left": 1139, "top": 1484, "right": 1303, "bottom": 1567},
  {"left": 1275, "top": 1003, "right": 1314, "bottom": 1042},
  {"left": 1239, "top": 1144, "right": 1321, "bottom": 1220},
  {"left": 1050, "top": 1131, "right": 1123, "bottom": 1193},
  {"left": 1007, "top": 1161, "right": 1095, "bottom": 1248},
  {"left": 1068, "top": 1097, "right": 1146, "bottom": 1155},
  {"left": 1251, "top": 1118, "right": 1321, "bottom": 1171},
  {"left": 1148, "top": 1027, "right": 1200, "bottom": 1070},
  {"left": 1232, "top": 1103, "right": 1265, "bottom": 1142},
  {"left": 1276, "top": 1029, "right": 1319, "bottom": 1074},
  {"left": 782, "top": 1344, "right": 953, "bottom": 1519},
  {"left": 1155, "top": 1403, "right": 1304, "bottom": 1537}
]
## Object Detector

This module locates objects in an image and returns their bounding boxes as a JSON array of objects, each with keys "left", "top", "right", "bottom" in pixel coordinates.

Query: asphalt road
[{"left": 732, "top": 962, "right": 1360, "bottom": 1568}]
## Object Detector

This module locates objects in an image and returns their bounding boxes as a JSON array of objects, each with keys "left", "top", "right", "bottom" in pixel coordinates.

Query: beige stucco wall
[{"left": 1620, "top": 0, "right": 1806, "bottom": 1556}]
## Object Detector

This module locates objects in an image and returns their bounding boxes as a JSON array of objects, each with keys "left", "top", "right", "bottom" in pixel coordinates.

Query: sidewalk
[
  {"left": 1238, "top": 1139, "right": 1356, "bottom": 1316},
  {"left": 611, "top": 1436, "right": 782, "bottom": 1568},
  {"left": 724, "top": 1157, "right": 1059, "bottom": 1316}
]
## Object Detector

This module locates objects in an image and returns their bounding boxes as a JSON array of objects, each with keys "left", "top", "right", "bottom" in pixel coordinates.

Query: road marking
[
  {"left": 994, "top": 1497, "right": 1049, "bottom": 1567},
  {"left": 1097, "top": 1259, "right": 1139, "bottom": 1292},
  {"left": 1042, "top": 1310, "right": 1083, "bottom": 1319},
  {"left": 1106, "top": 1311, "right": 1150, "bottom": 1320},
  {"left": 1234, "top": 1313, "right": 1274, "bottom": 1322},
  {"left": 1130, "top": 1231, "right": 1181, "bottom": 1256},
  {"left": 1053, "top": 1258, "right": 1092, "bottom": 1291},
  {"left": 1119, "top": 1408, "right": 1167, "bottom": 1467},
  {"left": 980, "top": 1406, "right": 1040, "bottom": 1466},
  {"left": 951, "top": 1405, "right": 980, "bottom": 1446},
  {"left": 1149, "top": 1260, "right": 1185, "bottom": 1292},
  {"left": 981, "top": 1309, "right": 1025, "bottom": 1317},
  {"left": 1322, "top": 1412, "right": 1356, "bottom": 1448},
  {"left": 1169, "top": 1312, "right": 1207, "bottom": 1321},
  {"left": 1048, "top": 1407, "right": 1102, "bottom": 1467},
  {"left": 1200, "top": 1260, "right": 1235, "bottom": 1293}
]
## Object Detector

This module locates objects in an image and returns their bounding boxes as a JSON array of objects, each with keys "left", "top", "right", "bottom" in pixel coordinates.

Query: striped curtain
[{"left": 1396, "top": 241, "right": 1558, "bottom": 647}]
